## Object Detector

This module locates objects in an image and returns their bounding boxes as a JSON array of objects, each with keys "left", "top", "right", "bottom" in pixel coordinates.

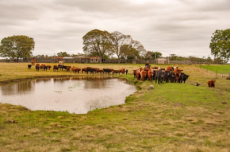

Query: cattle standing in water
[{"left": 208, "top": 80, "right": 215, "bottom": 88}]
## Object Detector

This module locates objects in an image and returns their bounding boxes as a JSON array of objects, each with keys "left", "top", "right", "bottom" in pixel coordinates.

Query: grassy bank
[{"left": 0, "top": 63, "right": 230, "bottom": 151}]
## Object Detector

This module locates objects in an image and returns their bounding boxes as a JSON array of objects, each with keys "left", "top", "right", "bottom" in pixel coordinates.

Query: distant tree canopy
[
  {"left": 210, "top": 29, "right": 230, "bottom": 63},
  {"left": 120, "top": 44, "right": 140, "bottom": 59},
  {"left": 144, "top": 51, "right": 162, "bottom": 60},
  {"left": 0, "top": 35, "right": 35, "bottom": 61},
  {"left": 83, "top": 29, "right": 114, "bottom": 63},
  {"left": 57, "top": 52, "right": 70, "bottom": 57}
]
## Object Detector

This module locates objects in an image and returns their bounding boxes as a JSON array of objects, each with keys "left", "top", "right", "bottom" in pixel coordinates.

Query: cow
[
  {"left": 166, "top": 66, "right": 174, "bottom": 71},
  {"left": 155, "top": 70, "right": 165, "bottom": 84},
  {"left": 103, "top": 68, "right": 113, "bottom": 74},
  {"left": 148, "top": 69, "right": 154, "bottom": 81},
  {"left": 140, "top": 70, "right": 147, "bottom": 81},
  {"left": 96, "top": 69, "right": 104, "bottom": 74},
  {"left": 179, "top": 73, "right": 189, "bottom": 83},
  {"left": 43, "top": 65, "right": 48, "bottom": 71},
  {"left": 208, "top": 80, "right": 215, "bottom": 88},
  {"left": 53, "top": 65, "right": 59, "bottom": 72},
  {"left": 35, "top": 65, "right": 39, "bottom": 71},
  {"left": 87, "top": 67, "right": 97, "bottom": 74},
  {"left": 168, "top": 72, "right": 175, "bottom": 83},
  {"left": 164, "top": 71, "right": 171, "bottom": 83},
  {"left": 113, "top": 70, "right": 120, "bottom": 74},
  {"left": 28, "top": 64, "right": 32, "bottom": 69},
  {"left": 47, "top": 65, "right": 51, "bottom": 70},
  {"left": 120, "top": 68, "right": 128, "bottom": 75},
  {"left": 174, "top": 69, "right": 183, "bottom": 83},
  {"left": 133, "top": 70, "right": 137, "bottom": 78},
  {"left": 66, "top": 66, "right": 71, "bottom": 72},
  {"left": 72, "top": 67, "right": 81, "bottom": 73}
]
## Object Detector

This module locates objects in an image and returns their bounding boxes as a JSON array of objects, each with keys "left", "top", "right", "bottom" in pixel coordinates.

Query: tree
[
  {"left": 111, "top": 31, "right": 146, "bottom": 60},
  {"left": 210, "top": 29, "right": 230, "bottom": 63},
  {"left": 57, "top": 52, "right": 70, "bottom": 57},
  {"left": 83, "top": 29, "right": 114, "bottom": 63},
  {"left": 0, "top": 35, "right": 35, "bottom": 61},
  {"left": 120, "top": 45, "right": 139, "bottom": 59}
]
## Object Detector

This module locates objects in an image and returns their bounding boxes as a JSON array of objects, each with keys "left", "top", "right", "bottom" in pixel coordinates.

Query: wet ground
[{"left": 0, "top": 77, "right": 136, "bottom": 114}]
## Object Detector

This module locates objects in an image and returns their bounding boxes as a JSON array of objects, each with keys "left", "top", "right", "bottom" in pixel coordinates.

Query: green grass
[
  {"left": 0, "top": 63, "right": 230, "bottom": 151},
  {"left": 200, "top": 64, "right": 230, "bottom": 74}
]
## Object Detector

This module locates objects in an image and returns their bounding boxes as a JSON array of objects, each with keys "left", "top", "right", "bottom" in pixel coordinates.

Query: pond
[{"left": 0, "top": 77, "right": 136, "bottom": 114}]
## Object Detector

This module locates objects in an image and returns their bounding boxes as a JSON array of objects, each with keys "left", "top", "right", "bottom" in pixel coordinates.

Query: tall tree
[
  {"left": 83, "top": 29, "right": 114, "bottom": 63},
  {"left": 111, "top": 31, "right": 146, "bottom": 59},
  {"left": 210, "top": 29, "right": 230, "bottom": 63},
  {"left": 0, "top": 35, "right": 35, "bottom": 61}
]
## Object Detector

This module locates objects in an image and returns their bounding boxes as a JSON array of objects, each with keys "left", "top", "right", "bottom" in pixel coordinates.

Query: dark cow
[
  {"left": 35, "top": 65, "right": 39, "bottom": 71},
  {"left": 179, "top": 73, "right": 189, "bottom": 83},
  {"left": 155, "top": 70, "right": 165, "bottom": 84},
  {"left": 208, "top": 80, "right": 215, "bottom": 88},
  {"left": 164, "top": 71, "right": 171, "bottom": 83},
  {"left": 43, "top": 65, "right": 48, "bottom": 71},
  {"left": 28, "top": 64, "right": 32, "bottom": 69},
  {"left": 103, "top": 68, "right": 113, "bottom": 74},
  {"left": 168, "top": 72, "right": 175, "bottom": 83}
]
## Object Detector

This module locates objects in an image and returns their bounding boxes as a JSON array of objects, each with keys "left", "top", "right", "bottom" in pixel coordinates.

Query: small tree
[{"left": 0, "top": 35, "right": 35, "bottom": 61}]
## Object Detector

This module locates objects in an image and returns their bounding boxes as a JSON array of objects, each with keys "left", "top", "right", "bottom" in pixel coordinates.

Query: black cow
[
  {"left": 164, "top": 71, "right": 170, "bottom": 83},
  {"left": 28, "top": 64, "right": 31, "bottom": 69},
  {"left": 155, "top": 70, "right": 165, "bottom": 84},
  {"left": 35, "top": 65, "right": 39, "bottom": 71},
  {"left": 168, "top": 72, "right": 175, "bottom": 83},
  {"left": 43, "top": 65, "right": 47, "bottom": 71},
  {"left": 87, "top": 67, "right": 97, "bottom": 74},
  {"left": 179, "top": 73, "right": 189, "bottom": 83},
  {"left": 103, "top": 69, "right": 113, "bottom": 74}
]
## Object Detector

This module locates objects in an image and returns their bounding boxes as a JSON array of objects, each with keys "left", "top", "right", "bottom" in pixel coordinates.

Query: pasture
[
  {"left": 200, "top": 64, "right": 230, "bottom": 74},
  {"left": 0, "top": 63, "right": 230, "bottom": 151}
]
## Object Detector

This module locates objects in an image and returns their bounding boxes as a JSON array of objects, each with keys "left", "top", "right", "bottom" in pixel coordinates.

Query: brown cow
[
  {"left": 96, "top": 69, "right": 104, "bottom": 74},
  {"left": 148, "top": 69, "right": 154, "bottom": 81},
  {"left": 140, "top": 70, "right": 147, "bottom": 81},
  {"left": 47, "top": 65, "right": 51, "bottom": 70},
  {"left": 208, "top": 80, "right": 216, "bottom": 88},
  {"left": 166, "top": 67, "right": 174, "bottom": 71},
  {"left": 120, "top": 68, "right": 126, "bottom": 74},
  {"left": 72, "top": 67, "right": 81, "bottom": 73},
  {"left": 66, "top": 66, "right": 71, "bottom": 72},
  {"left": 174, "top": 69, "right": 183, "bottom": 83},
  {"left": 113, "top": 70, "right": 120, "bottom": 74},
  {"left": 53, "top": 65, "right": 59, "bottom": 72}
]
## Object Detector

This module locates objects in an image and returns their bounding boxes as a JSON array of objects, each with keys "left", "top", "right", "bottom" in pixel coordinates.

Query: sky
[{"left": 0, "top": 0, "right": 230, "bottom": 58}]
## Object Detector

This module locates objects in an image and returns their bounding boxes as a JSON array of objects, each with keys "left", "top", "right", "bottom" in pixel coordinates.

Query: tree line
[{"left": 0, "top": 29, "right": 229, "bottom": 63}]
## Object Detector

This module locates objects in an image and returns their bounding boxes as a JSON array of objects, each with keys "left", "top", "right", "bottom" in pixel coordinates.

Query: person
[
  {"left": 58, "top": 59, "right": 64, "bottom": 69},
  {"left": 145, "top": 61, "right": 150, "bottom": 68},
  {"left": 31, "top": 57, "right": 36, "bottom": 66}
]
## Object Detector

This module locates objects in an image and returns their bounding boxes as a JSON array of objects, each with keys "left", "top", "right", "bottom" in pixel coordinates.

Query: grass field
[
  {"left": 0, "top": 63, "right": 230, "bottom": 151},
  {"left": 200, "top": 64, "right": 230, "bottom": 74}
]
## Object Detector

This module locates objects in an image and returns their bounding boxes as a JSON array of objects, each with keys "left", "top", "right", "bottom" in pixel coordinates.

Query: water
[{"left": 0, "top": 77, "right": 136, "bottom": 114}]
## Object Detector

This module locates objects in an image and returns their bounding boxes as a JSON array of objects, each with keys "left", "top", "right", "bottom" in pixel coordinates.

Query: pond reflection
[{"left": 0, "top": 77, "right": 136, "bottom": 114}]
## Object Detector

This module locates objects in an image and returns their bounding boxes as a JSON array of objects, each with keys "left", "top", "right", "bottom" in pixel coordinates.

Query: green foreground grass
[
  {"left": 200, "top": 64, "right": 230, "bottom": 74},
  {"left": 0, "top": 63, "right": 230, "bottom": 152}
]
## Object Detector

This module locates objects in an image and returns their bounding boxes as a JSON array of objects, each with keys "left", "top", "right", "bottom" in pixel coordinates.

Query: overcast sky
[{"left": 0, "top": 0, "right": 229, "bottom": 58}]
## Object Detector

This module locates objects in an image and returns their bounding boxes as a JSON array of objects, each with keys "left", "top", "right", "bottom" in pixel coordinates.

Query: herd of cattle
[
  {"left": 28, "top": 64, "right": 189, "bottom": 84},
  {"left": 28, "top": 64, "right": 128, "bottom": 75},
  {"left": 133, "top": 66, "right": 189, "bottom": 84}
]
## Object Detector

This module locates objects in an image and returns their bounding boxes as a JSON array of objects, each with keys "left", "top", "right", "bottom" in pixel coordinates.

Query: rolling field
[
  {"left": 0, "top": 63, "right": 230, "bottom": 152},
  {"left": 200, "top": 64, "right": 230, "bottom": 74}
]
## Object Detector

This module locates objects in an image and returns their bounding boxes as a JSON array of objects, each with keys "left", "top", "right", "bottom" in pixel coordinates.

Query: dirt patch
[{"left": 173, "top": 102, "right": 184, "bottom": 106}]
